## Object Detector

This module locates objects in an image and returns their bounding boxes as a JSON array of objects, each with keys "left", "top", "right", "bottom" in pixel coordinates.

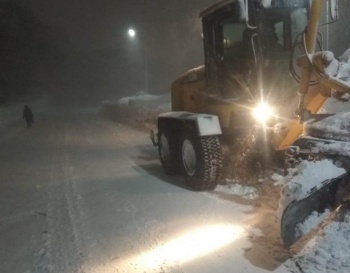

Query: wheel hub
[
  {"left": 160, "top": 134, "right": 170, "bottom": 161},
  {"left": 182, "top": 139, "right": 196, "bottom": 176}
]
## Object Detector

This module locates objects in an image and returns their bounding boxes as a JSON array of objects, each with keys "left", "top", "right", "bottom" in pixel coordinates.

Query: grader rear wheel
[{"left": 158, "top": 130, "right": 179, "bottom": 175}]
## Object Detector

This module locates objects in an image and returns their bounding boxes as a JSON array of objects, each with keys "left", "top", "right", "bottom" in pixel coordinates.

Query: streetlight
[
  {"left": 128, "top": 28, "right": 136, "bottom": 38},
  {"left": 127, "top": 28, "right": 148, "bottom": 93}
]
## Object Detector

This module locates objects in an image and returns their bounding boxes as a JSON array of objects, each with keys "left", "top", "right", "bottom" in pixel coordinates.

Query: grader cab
[{"left": 154, "top": 0, "right": 312, "bottom": 190}]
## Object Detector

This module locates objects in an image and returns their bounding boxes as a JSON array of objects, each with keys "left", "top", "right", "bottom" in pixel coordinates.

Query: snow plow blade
[{"left": 281, "top": 174, "right": 347, "bottom": 247}]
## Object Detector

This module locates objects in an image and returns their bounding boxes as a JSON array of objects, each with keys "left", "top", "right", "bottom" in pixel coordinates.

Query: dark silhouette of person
[{"left": 23, "top": 105, "right": 34, "bottom": 128}]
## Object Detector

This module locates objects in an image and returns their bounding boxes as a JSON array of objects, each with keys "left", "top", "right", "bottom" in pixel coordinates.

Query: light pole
[{"left": 127, "top": 28, "right": 148, "bottom": 93}]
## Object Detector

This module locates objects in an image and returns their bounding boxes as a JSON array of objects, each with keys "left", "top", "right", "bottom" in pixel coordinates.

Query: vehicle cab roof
[{"left": 200, "top": 0, "right": 236, "bottom": 18}]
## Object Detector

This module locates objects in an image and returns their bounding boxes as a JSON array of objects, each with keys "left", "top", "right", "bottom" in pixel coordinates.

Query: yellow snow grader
[
  {"left": 152, "top": 0, "right": 350, "bottom": 246},
  {"left": 154, "top": 0, "right": 312, "bottom": 189}
]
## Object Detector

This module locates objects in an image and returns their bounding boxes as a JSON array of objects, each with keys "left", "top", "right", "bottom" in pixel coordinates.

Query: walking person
[{"left": 23, "top": 105, "right": 34, "bottom": 128}]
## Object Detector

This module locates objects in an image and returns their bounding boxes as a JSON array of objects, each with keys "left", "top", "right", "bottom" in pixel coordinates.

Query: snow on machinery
[
  {"left": 152, "top": 0, "right": 350, "bottom": 245},
  {"left": 153, "top": 1, "right": 328, "bottom": 185},
  {"left": 278, "top": 0, "right": 350, "bottom": 247},
  {"left": 152, "top": 0, "right": 314, "bottom": 189}
]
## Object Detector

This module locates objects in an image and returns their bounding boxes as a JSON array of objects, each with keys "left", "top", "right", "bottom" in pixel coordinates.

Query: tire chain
[{"left": 201, "top": 136, "right": 223, "bottom": 189}]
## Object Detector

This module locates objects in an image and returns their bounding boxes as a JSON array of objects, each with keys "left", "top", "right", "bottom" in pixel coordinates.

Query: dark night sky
[
  {"left": 2, "top": 0, "right": 349, "bottom": 105},
  {"left": 16, "top": 0, "right": 144, "bottom": 51},
  {"left": 0, "top": 0, "right": 215, "bottom": 103}
]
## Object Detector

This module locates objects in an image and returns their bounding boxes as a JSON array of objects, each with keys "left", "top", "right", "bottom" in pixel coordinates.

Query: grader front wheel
[{"left": 180, "top": 129, "right": 223, "bottom": 191}]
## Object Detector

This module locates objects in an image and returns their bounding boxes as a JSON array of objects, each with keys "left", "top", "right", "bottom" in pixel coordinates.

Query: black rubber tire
[
  {"left": 158, "top": 129, "right": 180, "bottom": 175},
  {"left": 180, "top": 128, "right": 223, "bottom": 191},
  {"left": 335, "top": 175, "right": 350, "bottom": 205}
]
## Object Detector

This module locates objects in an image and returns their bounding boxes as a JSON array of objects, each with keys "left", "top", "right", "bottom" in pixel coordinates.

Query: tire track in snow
[
  {"left": 62, "top": 124, "right": 87, "bottom": 272},
  {"left": 36, "top": 121, "right": 85, "bottom": 273}
]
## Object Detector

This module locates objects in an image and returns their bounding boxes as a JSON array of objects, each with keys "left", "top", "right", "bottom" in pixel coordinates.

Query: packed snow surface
[
  {"left": 117, "top": 92, "right": 350, "bottom": 273},
  {"left": 2, "top": 93, "right": 350, "bottom": 273},
  {"left": 290, "top": 213, "right": 350, "bottom": 273},
  {"left": 215, "top": 182, "right": 258, "bottom": 199}
]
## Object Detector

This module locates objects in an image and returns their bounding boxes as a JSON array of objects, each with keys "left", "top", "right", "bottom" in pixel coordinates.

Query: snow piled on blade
[
  {"left": 304, "top": 112, "right": 350, "bottom": 141},
  {"left": 295, "top": 209, "right": 330, "bottom": 238},
  {"left": 283, "top": 159, "right": 346, "bottom": 201},
  {"left": 313, "top": 141, "right": 350, "bottom": 157},
  {"left": 291, "top": 214, "right": 350, "bottom": 273},
  {"left": 319, "top": 97, "right": 350, "bottom": 114},
  {"left": 278, "top": 159, "right": 346, "bottom": 219}
]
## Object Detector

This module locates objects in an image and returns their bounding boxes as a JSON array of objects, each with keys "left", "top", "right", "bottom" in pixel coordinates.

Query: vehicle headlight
[{"left": 252, "top": 102, "right": 274, "bottom": 124}]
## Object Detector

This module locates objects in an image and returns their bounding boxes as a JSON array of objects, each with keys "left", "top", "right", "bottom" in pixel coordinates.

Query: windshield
[
  {"left": 258, "top": 8, "right": 308, "bottom": 58},
  {"left": 255, "top": 7, "right": 308, "bottom": 102}
]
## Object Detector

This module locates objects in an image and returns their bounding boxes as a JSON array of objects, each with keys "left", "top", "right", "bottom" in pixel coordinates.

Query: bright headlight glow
[
  {"left": 252, "top": 102, "right": 274, "bottom": 123},
  {"left": 128, "top": 224, "right": 242, "bottom": 271},
  {"left": 92, "top": 224, "right": 243, "bottom": 273}
]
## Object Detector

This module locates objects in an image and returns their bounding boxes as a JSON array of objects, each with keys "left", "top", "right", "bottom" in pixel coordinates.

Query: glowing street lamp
[
  {"left": 127, "top": 27, "right": 148, "bottom": 93},
  {"left": 128, "top": 28, "right": 135, "bottom": 38}
]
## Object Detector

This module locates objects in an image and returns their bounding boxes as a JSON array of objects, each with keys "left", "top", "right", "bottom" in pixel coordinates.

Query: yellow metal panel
[
  {"left": 276, "top": 120, "right": 303, "bottom": 150},
  {"left": 276, "top": 90, "right": 328, "bottom": 150}
]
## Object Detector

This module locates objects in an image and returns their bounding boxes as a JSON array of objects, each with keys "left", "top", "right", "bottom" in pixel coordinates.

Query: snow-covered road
[{"left": 0, "top": 107, "right": 292, "bottom": 273}]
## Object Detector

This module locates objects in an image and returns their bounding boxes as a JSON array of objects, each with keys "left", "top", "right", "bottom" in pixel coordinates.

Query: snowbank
[
  {"left": 289, "top": 213, "right": 350, "bottom": 273},
  {"left": 117, "top": 92, "right": 170, "bottom": 108},
  {"left": 101, "top": 92, "right": 171, "bottom": 130}
]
